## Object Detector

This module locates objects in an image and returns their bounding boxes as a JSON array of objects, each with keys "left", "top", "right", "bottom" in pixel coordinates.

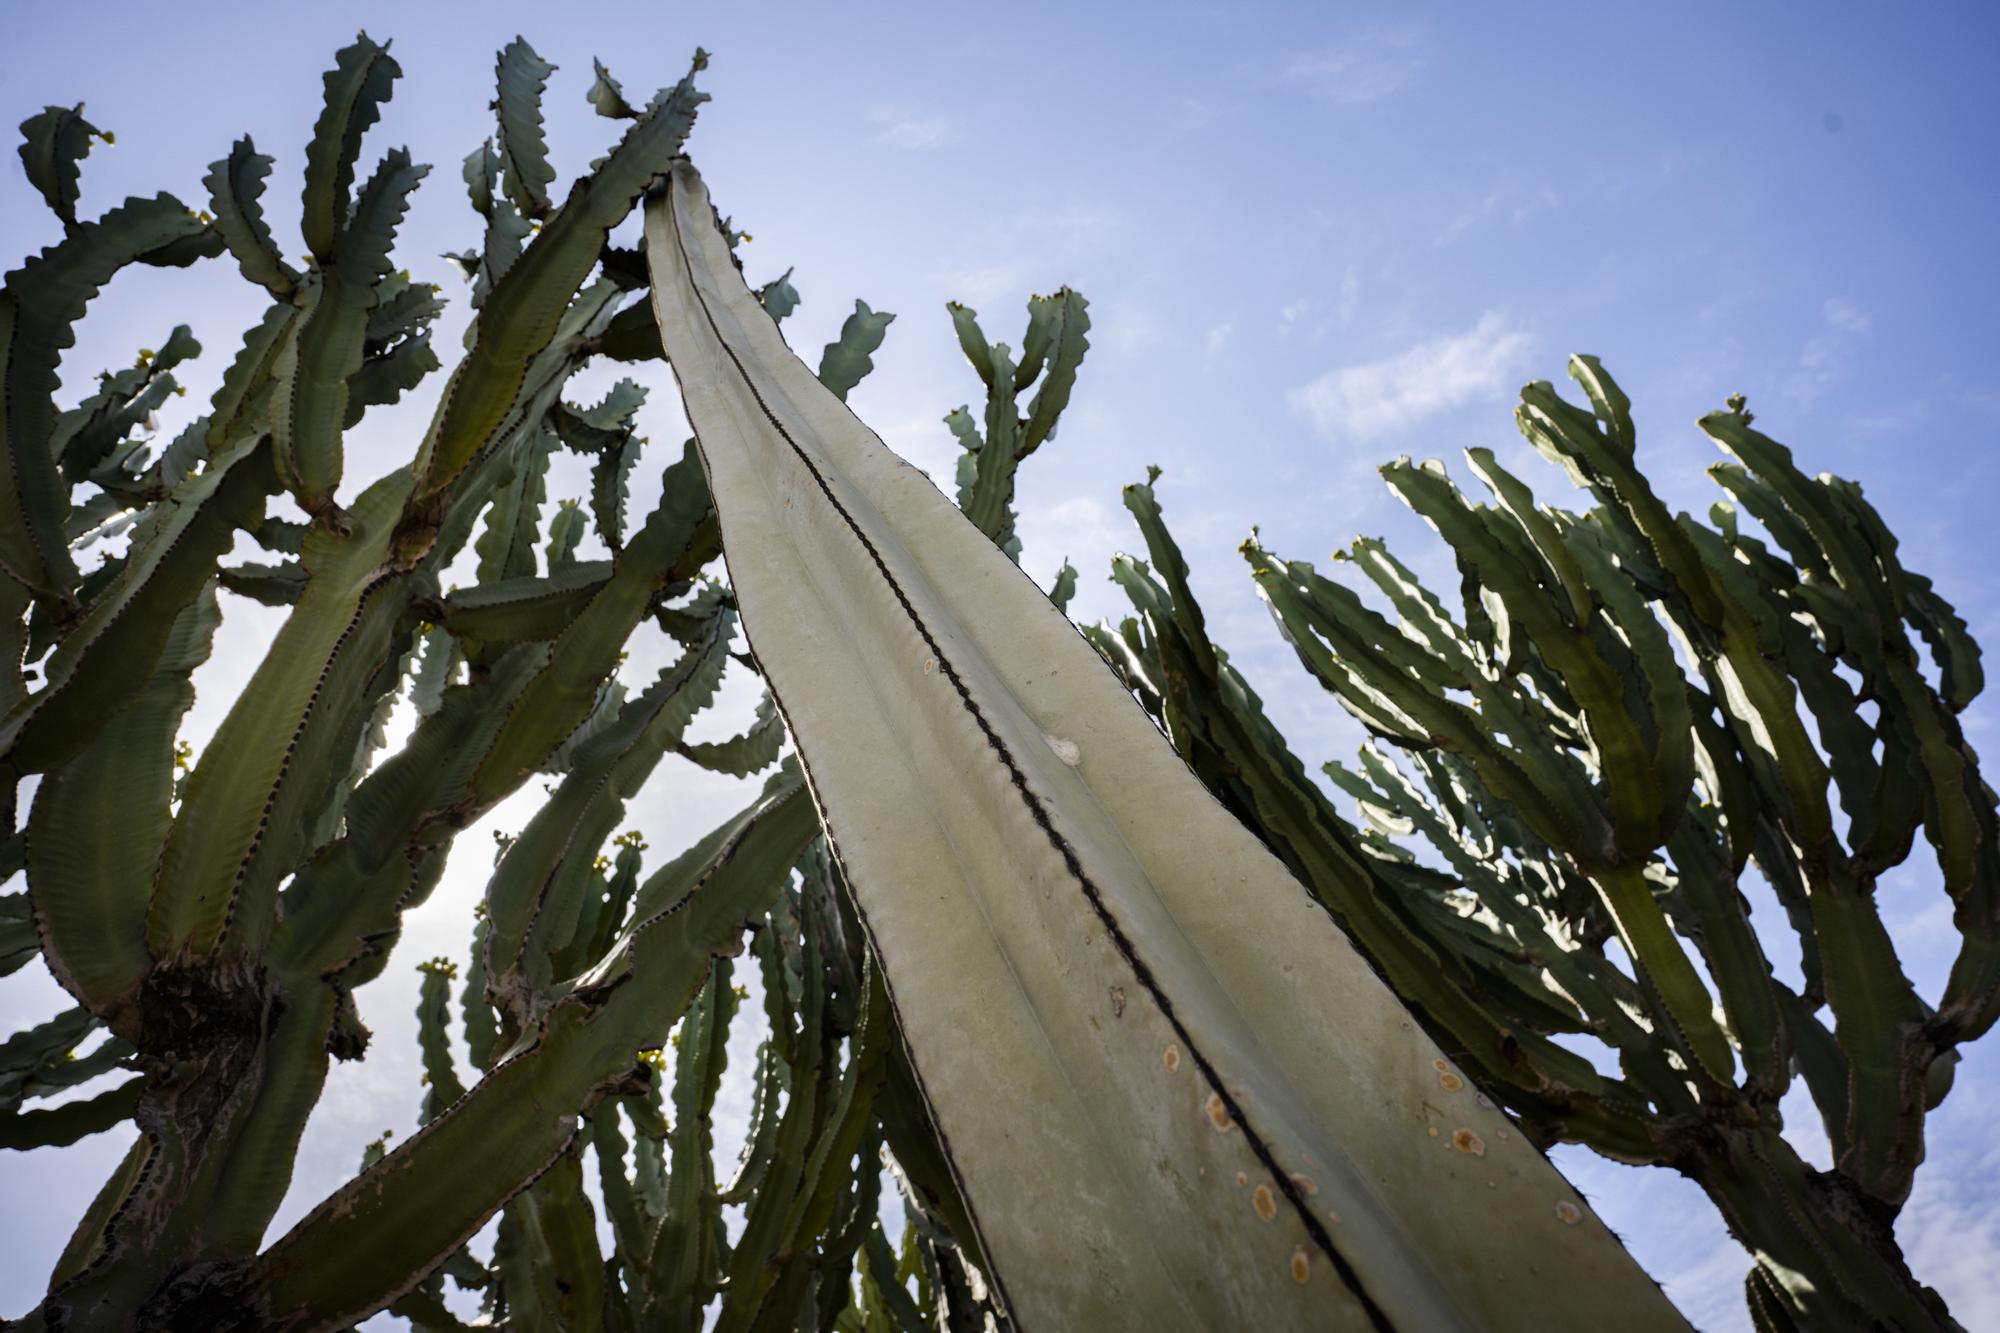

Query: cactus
[
  {"left": 1089, "top": 365, "right": 1988, "bottom": 1328},
  {"left": 644, "top": 160, "right": 1685, "bottom": 1330},
  {"left": 0, "top": 36, "right": 866, "bottom": 1331}
]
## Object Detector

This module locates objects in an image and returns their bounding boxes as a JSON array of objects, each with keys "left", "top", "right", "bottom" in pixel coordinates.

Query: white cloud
[
  {"left": 1203, "top": 321, "right": 1234, "bottom": 369},
  {"left": 1284, "top": 29, "right": 1426, "bottom": 105},
  {"left": 1288, "top": 311, "right": 1533, "bottom": 443},
  {"left": 870, "top": 108, "right": 954, "bottom": 150},
  {"left": 1784, "top": 298, "right": 1870, "bottom": 408}
]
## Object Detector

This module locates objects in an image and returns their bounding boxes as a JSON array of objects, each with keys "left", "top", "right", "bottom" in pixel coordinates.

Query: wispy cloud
[
  {"left": 1434, "top": 185, "right": 1561, "bottom": 247},
  {"left": 1203, "top": 321, "right": 1234, "bottom": 370},
  {"left": 870, "top": 107, "right": 955, "bottom": 150},
  {"left": 1784, "top": 298, "right": 1870, "bottom": 408},
  {"left": 1289, "top": 311, "right": 1533, "bottom": 442},
  {"left": 1283, "top": 29, "right": 1427, "bottom": 105}
]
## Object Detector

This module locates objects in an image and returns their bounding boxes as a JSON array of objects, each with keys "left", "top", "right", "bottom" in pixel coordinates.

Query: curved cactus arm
[
  {"left": 412, "top": 52, "right": 708, "bottom": 502},
  {"left": 416, "top": 958, "right": 468, "bottom": 1123},
  {"left": 641, "top": 961, "right": 738, "bottom": 1327},
  {"left": 495, "top": 39, "right": 559, "bottom": 221},
  {"left": 18, "top": 103, "right": 107, "bottom": 227},
  {"left": 273, "top": 147, "right": 428, "bottom": 518},
  {"left": 484, "top": 610, "right": 736, "bottom": 1006},
  {"left": 146, "top": 469, "right": 417, "bottom": 961},
  {"left": 645, "top": 161, "right": 1686, "bottom": 1332},
  {"left": 204, "top": 137, "right": 299, "bottom": 298},
  {"left": 0, "top": 1076, "right": 142, "bottom": 1150},
  {"left": 1, "top": 438, "right": 270, "bottom": 776},
  {"left": 1, "top": 193, "right": 219, "bottom": 606},
  {"left": 588, "top": 57, "right": 639, "bottom": 121},
  {"left": 437, "top": 560, "right": 614, "bottom": 641},
  {"left": 27, "top": 583, "right": 222, "bottom": 1021},
  {"left": 299, "top": 35, "right": 401, "bottom": 264},
  {"left": 242, "top": 769, "right": 814, "bottom": 1332},
  {"left": 679, "top": 690, "right": 785, "bottom": 776},
  {"left": 818, "top": 299, "right": 896, "bottom": 402}
]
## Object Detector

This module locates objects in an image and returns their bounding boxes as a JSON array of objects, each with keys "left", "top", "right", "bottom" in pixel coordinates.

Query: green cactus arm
[
  {"left": 344, "top": 328, "right": 439, "bottom": 428},
  {"left": 27, "top": 584, "right": 220, "bottom": 1021},
  {"left": 462, "top": 912, "right": 499, "bottom": 1071},
  {"left": 299, "top": 35, "right": 401, "bottom": 264},
  {"left": 274, "top": 147, "right": 429, "bottom": 518},
  {"left": 679, "top": 691, "right": 785, "bottom": 776},
  {"left": 1, "top": 193, "right": 219, "bottom": 606},
  {"left": 590, "top": 435, "right": 642, "bottom": 552},
  {"left": 470, "top": 443, "right": 717, "bottom": 802},
  {"left": 645, "top": 161, "right": 1686, "bottom": 1332},
  {"left": 474, "top": 425, "right": 553, "bottom": 584},
  {"left": 588, "top": 57, "right": 639, "bottom": 120},
  {"left": 642, "top": 961, "right": 739, "bottom": 1328},
  {"left": 483, "top": 607, "right": 735, "bottom": 1001},
  {"left": 945, "top": 302, "right": 996, "bottom": 388},
  {"left": 18, "top": 103, "right": 106, "bottom": 227},
  {"left": 243, "top": 771, "right": 812, "bottom": 1332},
  {"left": 544, "top": 498, "right": 587, "bottom": 568},
  {"left": 52, "top": 325, "right": 198, "bottom": 484},
  {"left": 1902, "top": 569, "right": 1983, "bottom": 712},
  {"left": 589, "top": 1096, "right": 650, "bottom": 1290},
  {"left": 146, "top": 469, "right": 416, "bottom": 960},
  {"left": 204, "top": 137, "right": 299, "bottom": 297},
  {"left": 411, "top": 53, "right": 707, "bottom": 501},
  {"left": 437, "top": 561, "right": 615, "bottom": 641},
  {"left": 1661, "top": 816, "right": 1788, "bottom": 1092},
  {"left": 494, "top": 38, "right": 559, "bottom": 220},
  {"left": 416, "top": 960, "right": 469, "bottom": 1123},
  {"left": 0, "top": 892, "right": 33, "bottom": 976},
  {"left": 1020, "top": 288, "right": 1089, "bottom": 452},
  {"left": 0, "top": 439, "right": 270, "bottom": 776},
  {"left": 266, "top": 643, "right": 553, "bottom": 980},
  {"left": 209, "top": 303, "right": 296, "bottom": 448},
  {"left": 818, "top": 299, "right": 897, "bottom": 402},
  {"left": 0, "top": 1076, "right": 143, "bottom": 1150},
  {"left": 758, "top": 267, "right": 802, "bottom": 323},
  {"left": 506, "top": 1147, "right": 607, "bottom": 1330}
]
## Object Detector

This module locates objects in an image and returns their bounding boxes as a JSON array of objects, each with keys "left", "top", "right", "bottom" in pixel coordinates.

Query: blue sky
[{"left": 3, "top": 2, "right": 1998, "bottom": 1327}]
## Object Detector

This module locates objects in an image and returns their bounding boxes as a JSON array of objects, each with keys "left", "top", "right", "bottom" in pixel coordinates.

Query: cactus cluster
[
  {"left": 0, "top": 34, "right": 851, "bottom": 1330},
  {"left": 1090, "top": 364, "right": 1991, "bottom": 1329},
  {"left": 3, "top": 28, "right": 1989, "bottom": 1333}
]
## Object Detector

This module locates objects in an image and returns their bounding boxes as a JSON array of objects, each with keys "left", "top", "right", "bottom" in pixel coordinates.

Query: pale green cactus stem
[{"left": 644, "top": 159, "right": 1686, "bottom": 1332}]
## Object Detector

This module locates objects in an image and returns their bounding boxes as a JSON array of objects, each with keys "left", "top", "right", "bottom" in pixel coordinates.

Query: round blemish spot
[
  {"left": 1438, "top": 1070, "right": 1464, "bottom": 1093},
  {"left": 1290, "top": 1246, "right": 1311, "bottom": 1284},
  {"left": 1045, "top": 734, "right": 1082, "bottom": 766},
  {"left": 1252, "top": 1184, "right": 1278, "bottom": 1221},
  {"left": 1427, "top": 1127, "right": 1440, "bottom": 1138},
  {"left": 1235, "top": 1172, "right": 1248, "bottom": 1187},
  {"left": 1451, "top": 1128, "right": 1486, "bottom": 1157},
  {"left": 1290, "top": 1172, "right": 1318, "bottom": 1196},
  {"left": 1109, "top": 986, "right": 1126, "bottom": 1018},
  {"left": 1205, "top": 1093, "right": 1232, "bottom": 1131},
  {"left": 1162, "top": 1044, "right": 1181, "bottom": 1073},
  {"left": 1475, "top": 1092, "right": 1494, "bottom": 1110},
  {"left": 1556, "top": 1200, "right": 1583, "bottom": 1226},
  {"left": 923, "top": 656, "right": 935, "bottom": 673}
]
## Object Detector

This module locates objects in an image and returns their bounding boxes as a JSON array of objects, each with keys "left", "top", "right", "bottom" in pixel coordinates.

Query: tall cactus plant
[
  {"left": 1091, "top": 364, "right": 1990, "bottom": 1329},
  {"left": 0, "top": 36, "right": 865, "bottom": 1330},
  {"left": 644, "top": 160, "right": 1686, "bottom": 1330}
]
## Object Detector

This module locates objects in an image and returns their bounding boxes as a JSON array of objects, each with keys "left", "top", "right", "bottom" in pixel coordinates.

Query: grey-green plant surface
[
  {"left": 7, "top": 26, "right": 1986, "bottom": 1333},
  {"left": 0, "top": 35, "right": 857, "bottom": 1330},
  {"left": 1088, "top": 364, "right": 1991, "bottom": 1330},
  {"left": 644, "top": 159, "right": 1685, "bottom": 1331}
]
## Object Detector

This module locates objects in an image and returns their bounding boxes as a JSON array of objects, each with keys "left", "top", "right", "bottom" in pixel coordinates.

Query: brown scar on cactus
[
  {"left": 1290, "top": 1171, "right": 1317, "bottom": 1196},
  {"left": 1109, "top": 985, "right": 1125, "bottom": 1017},
  {"left": 1555, "top": 1200, "right": 1584, "bottom": 1225},
  {"left": 1452, "top": 1128, "right": 1486, "bottom": 1157},
  {"left": 1204, "top": 1091, "right": 1232, "bottom": 1130},
  {"left": 1252, "top": 1183, "right": 1278, "bottom": 1221},
  {"left": 1434, "top": 1056, "right": 1464, "bottom": 1093},
  {"left": 1290, "top": 1246, "right": 1312, "bottom": 1284},
  {"left": 1162, "top": 1043, "right": 1181, "bottom": 1073}
]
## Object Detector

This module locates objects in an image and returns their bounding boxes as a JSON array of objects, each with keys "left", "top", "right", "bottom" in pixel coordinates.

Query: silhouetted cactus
[{"left": 1093, "top": 361, "right": 1989, "bottom": 1330}]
